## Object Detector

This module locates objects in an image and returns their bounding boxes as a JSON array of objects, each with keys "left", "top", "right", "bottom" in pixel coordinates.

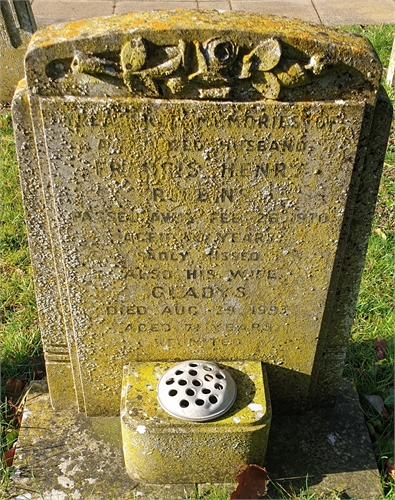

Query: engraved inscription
[{"left": 41, "top": 98, "right": 364, "bottom": 373}]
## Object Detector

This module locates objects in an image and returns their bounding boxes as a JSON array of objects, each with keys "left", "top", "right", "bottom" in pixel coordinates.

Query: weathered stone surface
[
  {"left": 10, "top": 381, "right": 139, "bottom": 500},
  {"left": 0, "top": 0, "right": 36, "bottom": 103},
  {"left": 32, "top": 96, "right": 366, "bottom": 417},
  {"left": 12, "top": 10, "right": 392, "bottom": 417},
  {"left": 121, "top": 361, "right": 271, "bottom": 483},
  {"left": 265, "top": 379, "right": 383, "bottom": 499},
  {"left": 9, "top": 379, "right": 381, "bottom": 499},
  {"left": 307, "top": 87, "right": 393, "bottom": 407}
]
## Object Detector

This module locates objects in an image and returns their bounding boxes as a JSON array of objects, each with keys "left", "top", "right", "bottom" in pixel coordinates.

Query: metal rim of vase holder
[{"left": 157, "top": 360, "right": 237, "bottom": 422}]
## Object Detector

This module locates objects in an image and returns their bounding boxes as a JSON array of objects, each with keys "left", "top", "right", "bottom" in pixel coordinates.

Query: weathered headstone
[
  {"left": 0, "top": 0, "right": 36, "bottom": 103},
  {"left": 12, "top": 9, "right": 392, "bottom": 487}
]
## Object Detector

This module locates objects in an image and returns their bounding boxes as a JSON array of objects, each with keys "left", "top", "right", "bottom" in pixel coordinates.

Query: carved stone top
[
  {"left": 70, "top": 36, "right": 285, "bottom": 100},
  {"left": 24, "top": 10, "right": 381, "bottom": 101}
]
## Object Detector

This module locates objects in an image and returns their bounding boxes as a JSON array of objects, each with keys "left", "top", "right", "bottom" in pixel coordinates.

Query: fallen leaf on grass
[
  {"left": 364, "top": 395, "right": 385, "bottom": 414},
  {"left": 384, "top": 459, "right": 395, "bottom": 481},
  {"left": 5, "top": 379, "right": 26, "bottom": 397},
  {"left": 2, "top": 447, "right": 15, "bottom": 467},
  {"left": 7, "top": 400, "right": 25, "bottom": 427},
  {"left": 374, "top": 228, "right": 387, "bottom": 240},
  {"left": 230, "top": 464, "right": 269, "bottom": 499},
  {"left": 381, "top": 406, "right": 390, "bottom": 419},
  {"left": 373, "top": 338, "right": 388, "bottom": 359}
]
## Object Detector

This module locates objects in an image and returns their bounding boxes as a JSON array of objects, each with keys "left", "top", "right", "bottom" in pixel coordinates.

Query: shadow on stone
[
  {"left": 264, "top": 379, "right": 382, "bottom": 499},
  {"left": 215, "top": 365, "right": 257, "bottom": 420}
]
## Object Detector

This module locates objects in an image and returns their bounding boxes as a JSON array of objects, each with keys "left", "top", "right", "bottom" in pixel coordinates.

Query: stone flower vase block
[{"left": 121, "top": 361, "right": 271, "bottom": 483}]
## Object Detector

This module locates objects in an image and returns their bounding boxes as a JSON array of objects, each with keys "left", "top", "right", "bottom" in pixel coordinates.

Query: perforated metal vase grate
[{"left": 157, "top": 360, "right": 237, "bottom": 422}]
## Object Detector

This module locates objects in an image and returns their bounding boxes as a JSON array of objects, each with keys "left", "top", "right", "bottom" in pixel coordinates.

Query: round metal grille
[{"left": 157, "top": 360, "right": 237, "bottom": 422}]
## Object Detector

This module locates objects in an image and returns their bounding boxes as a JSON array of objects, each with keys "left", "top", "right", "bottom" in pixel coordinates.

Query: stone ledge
[
  {"left": 265, "top": 379, "right": 382, "bottom": 499},
  {"left": 8, "top": 379, "right": 381, "bottom": 499}
]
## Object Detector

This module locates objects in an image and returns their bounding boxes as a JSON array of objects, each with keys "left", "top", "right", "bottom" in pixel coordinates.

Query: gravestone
[
  {"left": 12, "top": 9, "right": 392, "bottom": 488},
  {"left": 0, "top": 0, "right": 36, "bottom": 103}
]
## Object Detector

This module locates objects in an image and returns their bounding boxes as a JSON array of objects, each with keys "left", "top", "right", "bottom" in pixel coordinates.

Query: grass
[
  {"left": 0, "top": 23, "right": 394, "bottom": 499},
  {"left": 0, "top": 112, "right": 41, "bottom": 381},
  {"left": 0, "top": 111, "right": 42, "bottom": 494},
  {"left": 343, "top": 24, "right": 395, "bottom": 69},
  {"left": 341, "top": 24, "right": 395, "bottom": 495}
]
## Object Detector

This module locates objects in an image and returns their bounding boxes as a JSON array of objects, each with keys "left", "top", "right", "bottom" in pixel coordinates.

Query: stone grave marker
[
  {"left": 12, "top": 9, "right": 392, "bottom": 487},
  {"left": 0, "top": 0, "right": 36, "bottom": 103}
]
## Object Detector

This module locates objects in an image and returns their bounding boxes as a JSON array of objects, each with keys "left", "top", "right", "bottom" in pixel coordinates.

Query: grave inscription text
[{"left": 39, "top": 96, "right": 364, "bottom": 413}]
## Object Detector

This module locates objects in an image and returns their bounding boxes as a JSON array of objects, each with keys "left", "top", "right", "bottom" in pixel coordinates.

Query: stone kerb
[{"left": 12, "top": 10, "right": 392, "bottom": 417}]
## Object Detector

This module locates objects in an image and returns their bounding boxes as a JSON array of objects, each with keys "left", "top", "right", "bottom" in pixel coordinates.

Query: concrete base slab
[
  {"left": 265, "top": 379, "right": 383, "bottom": 499},
  {"left": 9, "top": 382, "right": 139, "bottom": 499},
  {"left": 8, "top": 379, "right": 381, "bottom": 499}
]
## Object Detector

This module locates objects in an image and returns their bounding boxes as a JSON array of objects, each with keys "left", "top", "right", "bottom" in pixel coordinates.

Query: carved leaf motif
[
  {"left": 254, "top": 38, "right": 282, "bottom": 71},
  {"left": 140, "top": 41, "right": 185, "bottom": 78},
  {"left": 68, "top": 37, "right": 284, "bottom": 99},
  {"left": 252, "top": 71, "right": 281, "bottom": 99},
  {"left": 275, "top": 62, "right": 309, "bottom": 88},
  {"left": 241, "top": 38, "right": 281, "bottom": 78},
  {"left": 189, "top": 40, "right": 208, "bottom": 80},
  {"left": 120, "top": 37, "right": 146, "bottom": 73},
  {"left": 43, "top": 21, "right": 371, "bottom": 102},
  {"left": 122, "top": 39, "right": 186, "bottom": 95}
]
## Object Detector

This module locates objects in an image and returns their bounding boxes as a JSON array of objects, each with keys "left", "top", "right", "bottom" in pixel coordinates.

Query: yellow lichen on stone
[
  {"left": 32, "top": 96, "right": 365, "bottom": 415},
  {"left": 0, "top": 0, "right": 35, "bottom": 103},
  {"left": 121, "top": 361, "right": 271, "bottom": 483},
  {"left": 24, "top": 10, "right": 381, "bottom": 101},
  {"left": 12, "top": 10, "right": 391, "bottom": 419}
]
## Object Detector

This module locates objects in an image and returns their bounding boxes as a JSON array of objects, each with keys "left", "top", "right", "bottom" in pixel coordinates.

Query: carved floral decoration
[{"left": 70, "top": 36, "right": 325, "bottom": 100}]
